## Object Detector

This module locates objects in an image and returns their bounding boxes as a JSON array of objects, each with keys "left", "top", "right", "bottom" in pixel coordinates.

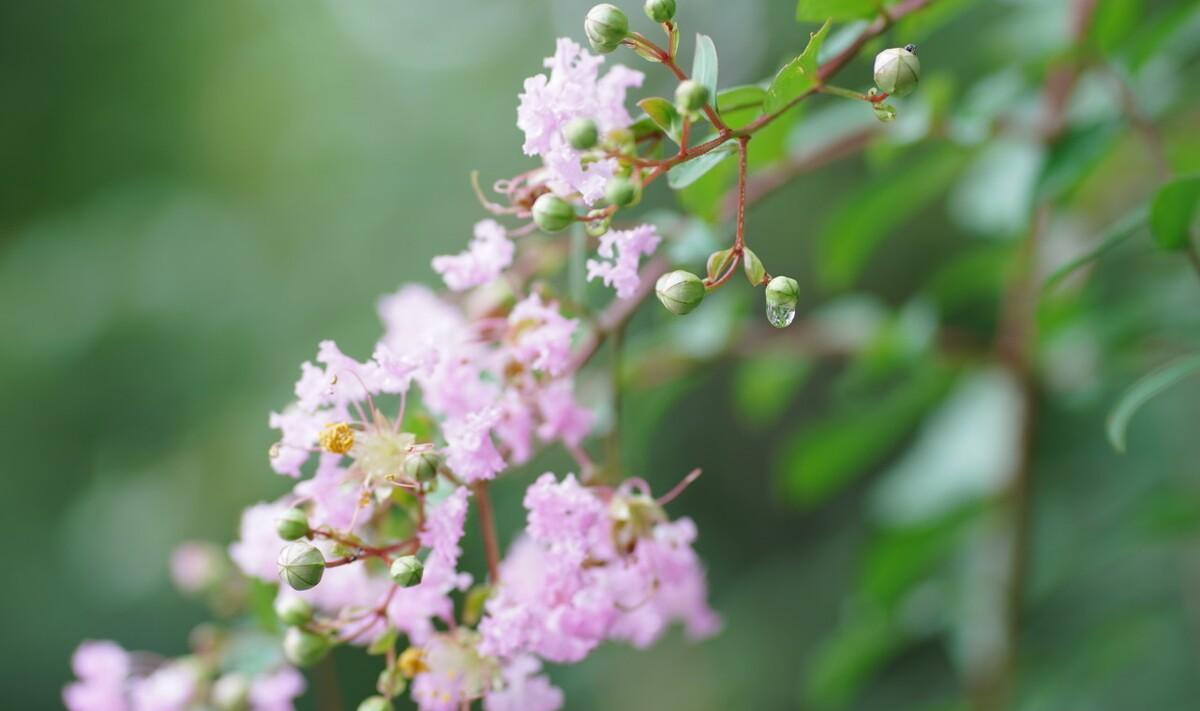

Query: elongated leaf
[
  {"left": 637, "top": 97, "right": 682, "bottom": 144},
  {"left": 763, "top": 19, "right": 832, "bottom": 115},
  {"left": 797, "top": 0, "right": 883, "bottom": 21},
  {"left": 692, "top": 34, "right": 719, "bottom": 106},
  {"left": 1149, "top": 175, "right": 1200, "bottom": 251},
  {"left": 1042, "top": 205, "right": 1147, "bottom": 292},
  {"left": 668, "top": 142, "right": 735, "bottom": 189},
  {"left": 1108, "top": 353, "right": 1200, "bottom": 453}
]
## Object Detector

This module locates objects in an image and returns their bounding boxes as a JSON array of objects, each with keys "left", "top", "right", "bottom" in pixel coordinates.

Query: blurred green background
[{"left": 5, "top": 0, "right": 1200, "bottom": 708}]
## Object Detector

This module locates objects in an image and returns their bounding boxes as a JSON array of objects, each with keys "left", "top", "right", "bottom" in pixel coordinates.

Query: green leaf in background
[
  {"left": 732, "top": 354, "right": 813, "bottom": 428},
  {"left": 1149, "top": 175, "right": 1200, "bottom": 251},
  {"left": 716, "top": 85, "right": 766, "bottom": 129},
  {"left": 776, "top": 363, "right": 955, "bottom": 508},
  {"left": 692, "top": 33, "right": 719, "bottom": 107},
  {"left": 803, "top": 606, "right": 897, "bottom": 710},
  {"left": 367, "top": 627, "right": 397, "bottom": 655},
  {"left": 1036, "top": 121, "right": 1121, "bottom": 203},
  {"left": 1042, "top": 205, "right": 1147, "bottom": 292},
  {"left": 668, "top": 142, "right": 736, "bottom": 189},
  {"left": 764, "top": 19, "right": 831, "bottom": 115},
  {"left": 246, "top": 578, "right": 281, "bottom": 633},
  {"left": 637, "top": 97, "right": 683, "bottom": 144},
  {"left": 1108, "top": 353, "right": 1200, "bottom": 453},
  {"left": 819, "top": 146, "right": 967, "bottom": 289},
  {"left": 797, "top": 0, "right": 885, "bottom": 22},
  {"left": 1089, "top": 0, "right": 1144, "bottom": 54}
]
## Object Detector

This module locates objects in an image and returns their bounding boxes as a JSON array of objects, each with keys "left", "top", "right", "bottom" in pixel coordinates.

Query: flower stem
[{"left": 473, "top": 481, "right": 502, "bottom": 584}]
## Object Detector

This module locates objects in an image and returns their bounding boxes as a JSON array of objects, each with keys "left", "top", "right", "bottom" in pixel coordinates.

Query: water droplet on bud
[{"left": 766, "top": 303, "right": 796, "bottom": 328}]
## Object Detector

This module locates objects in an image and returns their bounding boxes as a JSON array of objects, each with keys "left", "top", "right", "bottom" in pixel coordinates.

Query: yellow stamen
[
  {"left": 398, "top": 646, "right": 428, "bottom": 678},
  {"left": 319, "top": 422, "right": 356, "bottom": 454}
]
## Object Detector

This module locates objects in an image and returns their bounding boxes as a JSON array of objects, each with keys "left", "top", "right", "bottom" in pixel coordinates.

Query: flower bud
[
  {"left": 743, "top": 247, "right": 766, "bottom": 286},
  {"left": 277, "top": 541, "right": 325, "bottom": 591},
  {"left": 377, "top": 666, "right": 406, "bottom": 698},
  {"left": 655, "top": 270, "right": 706, "bottom": 315},
  {"left": 275, "top": 507, "right": 310, "bottom": 542},
  {"left": 644, "top": 0, "right": 676, "bottom": 23},
  {"left": 764, "top": 275, "right": 799, "bottom": 328},
  {"left": 357, "top": 696, "right": 394, "bottom": 711},
  {"left": 283, "top": 626, "right": 331, "bottom": 668},
  {"left": 564, "top": 117, "right": 599, "bottom": 150},
  {"left": 403, "top": 451, "right": 441, "bottom": 483},
  {"left": 873, "top": 45, "right": 920, "bottom": 98},
  {"left": 532, "top": 194, "right": 575, "bottom": 233},
  {"left": 274, "top": 596, "right": 314, "bottom": 626},
  {"left": 212, "top": 673, "right": 250, "bottom": 711},
  {"left": 585, "top": 4, "right": 629, "bottom": 54},
  {"left": 389, "top": 555, "right": 425, "bottom": 588},
  {"left": 675, "top": 80, "right": 709, "bottom": 114},
  {"left": 605, "top": 176, "right": 641, "bottom": 207}
]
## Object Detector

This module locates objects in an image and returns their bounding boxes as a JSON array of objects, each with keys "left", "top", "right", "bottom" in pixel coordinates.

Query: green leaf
[
  {"left": 1149, "top": 175, "right": 1200, "bottom": 251},
  {"left": 1035, "top": 121, "right": 1121, "bottom": 203},
  {"left": 637, "top": 97, "right": 683, "bottom": 144},
  {"left": 367, "top": 627, "right": 398, "bottom": 655},
  {"left": 797, "top": 0, "right": 882, "bottom": 21},
  {"left": 668, "top": 142, "right": 735, "bottom": 189},
  {"left": 1108, "top": 353, "right": 1200, "bottom": 453},
  {"left": 716, "top": 85, "right": 766, "bottom": 129},
  {"left": 763, "top": 19, "right": 832, "bottom": 115},
  {"left": 732, "top": 355, "right": 812, "bottom": 428},
  {"left": 692, "top": 34, "right": 719, "bottom": 107},
  {"left": 803, "top": 607, "right": 897, "bottom": 709},
  {"left": 819, "top": 146, "right": 967, "bottom": 289},
  {"left": 1042, "top": 205, "right": 1147, "bottom": 292}
]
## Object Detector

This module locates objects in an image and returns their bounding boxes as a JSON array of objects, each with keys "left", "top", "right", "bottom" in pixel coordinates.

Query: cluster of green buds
[{"left": 655, "top": 246, "right": 801, "bottom": 329}]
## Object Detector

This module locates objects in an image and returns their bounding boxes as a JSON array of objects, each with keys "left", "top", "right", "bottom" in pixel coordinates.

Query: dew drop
[{"left": 766, "top": 303, "right": 796, "bottom": 329}]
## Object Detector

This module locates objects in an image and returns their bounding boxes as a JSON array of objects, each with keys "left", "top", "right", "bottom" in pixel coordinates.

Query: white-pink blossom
[
  {"left": 586, "top": 224, "right": 661, "bottom": 298},
  {"left": 432, "top": 220, "right": 515, "bottom": 292}
]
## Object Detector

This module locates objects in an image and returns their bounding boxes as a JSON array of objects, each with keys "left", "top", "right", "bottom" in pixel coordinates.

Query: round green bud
[
  {"left": 277, "top": 541, "right": 325, "bottom": 591},
  {"left": 212, "top": 673, "right": 250, "bottom": 711},
  {"left": 389, "top": 555, "right": 425, "bottom": 588},
  {"left": 604, "top": 176, "right": 641, "bottom": 207},
  {"left": 655, "top": 270, "right": 706, "bottom": 316},
  {"left": 764, "top": 275, "right": 800, "bottom": 328},
  {"left": 275, "top": 507, "right": 310, "bottom": 542},
  {"left": 585, "top": 4, "right": 629, "bottom": 54},
  {"left": 357, "top": 696, "right": 394, "bottom": 711},
  {"left": 283, "top": 626, "right": 331, "bottom": 668},
  {"left": 644, "top": 0, "right": 676, "bottom": 23},
  {"left": 403, "top": 450, "right": 441, "bottom": 483},
  {"left": 564, "top": 117, "right": 599, "bottom": 150},
  {"left": 873, "top": 45, "right": 920, "bottom": 98},
  {"left": 377, "top": 666, "right": 406, "bottom": 698},
  {"left": 675, "top": 80, "right": 709, "bottom": 113},
  {"left": 532, "top": 194, "right": 576, "bottom": 233},
  {"left": 274, "top": 595, "right": 314, "bottom": 626}
]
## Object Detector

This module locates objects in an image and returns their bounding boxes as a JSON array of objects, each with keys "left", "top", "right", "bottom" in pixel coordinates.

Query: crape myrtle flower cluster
[{"left": 67, "top": 0, "right": 929, "bottom": 708}]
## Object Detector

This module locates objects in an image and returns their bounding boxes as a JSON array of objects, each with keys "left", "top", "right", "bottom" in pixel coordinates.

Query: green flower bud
[
  {"left": 275, "top": 507, "right": 310, "bottom": 542},
  {"left": 283, "top": 626, "right": 331, "bottom": 668},
  {"left": 357, "top": 696, "right": 394, "bottom": 711},
  {"left": 644, "top": 0, "right": 676, "bottom": 23},
  {"left": 585, "top": 4, "right": 629, "bottom": 54},
  {"left": 764, "top": 275, "right": 799, "bottom": 328},
  {"left": 742, "top": 247, "right": 766, "bottom": 286},
  {"left": 605, "top": 176, "right": 641, "bottom": 207},
  {"left": 584, "top": 209, "right": 612, "bottom": 238},
  {"left": 564, "top": 117, "right": 599, "bottom": 150},
  {"left": 873, "top": 45, "right": 920, "bottom": 98},
  {"left": 532, "top": 194, "right": 575, "bottom": 233},
  {"left": 403, "top": 450, "right": 441, "bottom": 483},
  {"left": 277, "top": 541, "right": 325, "bottom": 591},
  {"left": 212, "top": 673, "right": 250, "bottom": 711},
  {"left": 675, "top": 80, "right": 709, "bottom": 113},
  {"left": 655, "top": 270, "right": 706, "bottom": 315},
  {"left": 389, "top": 555, "right": 425, "bottom": 588},
  {"left": 274, "top": 596, "right": 314, "bottom": 626},
  {"left": 377, "top": 666, "right": 406, "bottom": 698}
]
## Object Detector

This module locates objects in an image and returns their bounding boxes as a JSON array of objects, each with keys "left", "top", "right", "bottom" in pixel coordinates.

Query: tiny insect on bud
[
  {"left": 605, "top": 175, "right": 641, "bottom": 207},
  {"left": 764, "top": 275, "right": 800, "bottom": 328},
  {"left": 389, "top": 555, "right": 425, "bottom": 588},
  {"left": 655, "top": 270, "right": 706, "bottom": 315},
  {"left": 211, "top": 673, "right": 251, "bottom": 711},
  {"left": 277, "top": 541, "right": 325, "bottom": 591},
  {"left": 357, "top": 696, "right": 394, "bottom": 711},
  {"left": 275, "top": 507, "right": 310, "bottom": 541},
  {"left": 564, "top": 117, "right": 599, "bottom": 150},
  {"left": 318, "top": 422, "right": 355, "bottom": 455},
  {"left": 274, "top": 596, "right": 315, "bottom": 626},
  {"left": 283, "top": 626, "right": 332, "bottom": 668},
  {"left": 675, "top": 79, "right": 709, "bottom": 114},
  {"left": 403, "top": 450, "right": 441, "bottom": 483},
  {"left": 585, "top": 4, "right": 629, "bottom": 54},
  {"left": 874, "top": 45, "right": 920, "bottom": 98},
  {"left": 532, "top": 194, "right": 576, "bottom": 233},
  {"left": 644, "top": 0, "right": 676, "bottom": 23}
]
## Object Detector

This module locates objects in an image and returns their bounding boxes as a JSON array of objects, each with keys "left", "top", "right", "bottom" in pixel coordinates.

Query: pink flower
[
  {"left": 535, "top": 380, "right": 593, "bottom": 448},
  {"left": 249, "top": 667, "right": 306, "bottom": 711},
  {"left": 507, "top": 294, "right": 577, "bottom": 376},
  {"left": 483, "top": 657, "right": 563, "bottom": 711},
  {"left": 229, "top": 501, "right": 287, "bottom": 582},
  {"left": 129, "top": 663, "right": 197, "bottom": 711},
  {"left": 168, "top": 542, "right": 224, "bottom": 595},
  {"left": 432, "top": 220, "right": 515, "bottom": 292},
  {"left": 443, "top": 409, "right": 506, "bottom": 482},
  {"left": 64, "top": 641, "right": 130, "bottom": 711},
  {"left": 586, "top": 224, "right": 661, "bottom": 298}
]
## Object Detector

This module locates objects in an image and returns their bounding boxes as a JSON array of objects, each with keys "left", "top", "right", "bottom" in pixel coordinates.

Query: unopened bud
[
  {"left": 274, "top": 596, "right": 314, "bottom": 626},
  {"left": 532, "top": 194, "right": 575, "bottom": 233},
  {"left": 275, "top": 507, "right": 310, "bottom": 541},
  {"left": 874, "top": 45, "right": 920, "bottom": 97},
  {"left": 764, "top": 275, "right": 799, "bottom": 329},
  {"left": 389, "top": 555, "right": 425, "bottom": 588},
  {"left": 605, "top": 176, "right": 641, "bottom": 207},
  {"left": 283, "top": 627, "right": 331, "bottom": 668},
  {"left": 403, "top": 451, "right": 441, "bottom": 483},
  {"left": 655, "top": 270, "right": 706, "bottom": 315},
  {"left": 585, "top": 4, "right": 629, "bottom": 54},
  {"left": 675, "top": 80, "right": 709, "bottom": 113},
  {"left": 212, "top": 673, "right": 250, "bottom": 711},
  {"left": 377, "top": 666, "right": 406, "bottom": 697},
  {"left": 357, "top": 696, "right": 394, "bottom": 711},
  {"left": 644, "top": 0, "right": 676, "bottom": 23},
  {"left": 564, "top": 117, "right": 599, "bottom": 150},
  {"left": 277, "top": 541, "right": 325, "bottom": 591}
]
